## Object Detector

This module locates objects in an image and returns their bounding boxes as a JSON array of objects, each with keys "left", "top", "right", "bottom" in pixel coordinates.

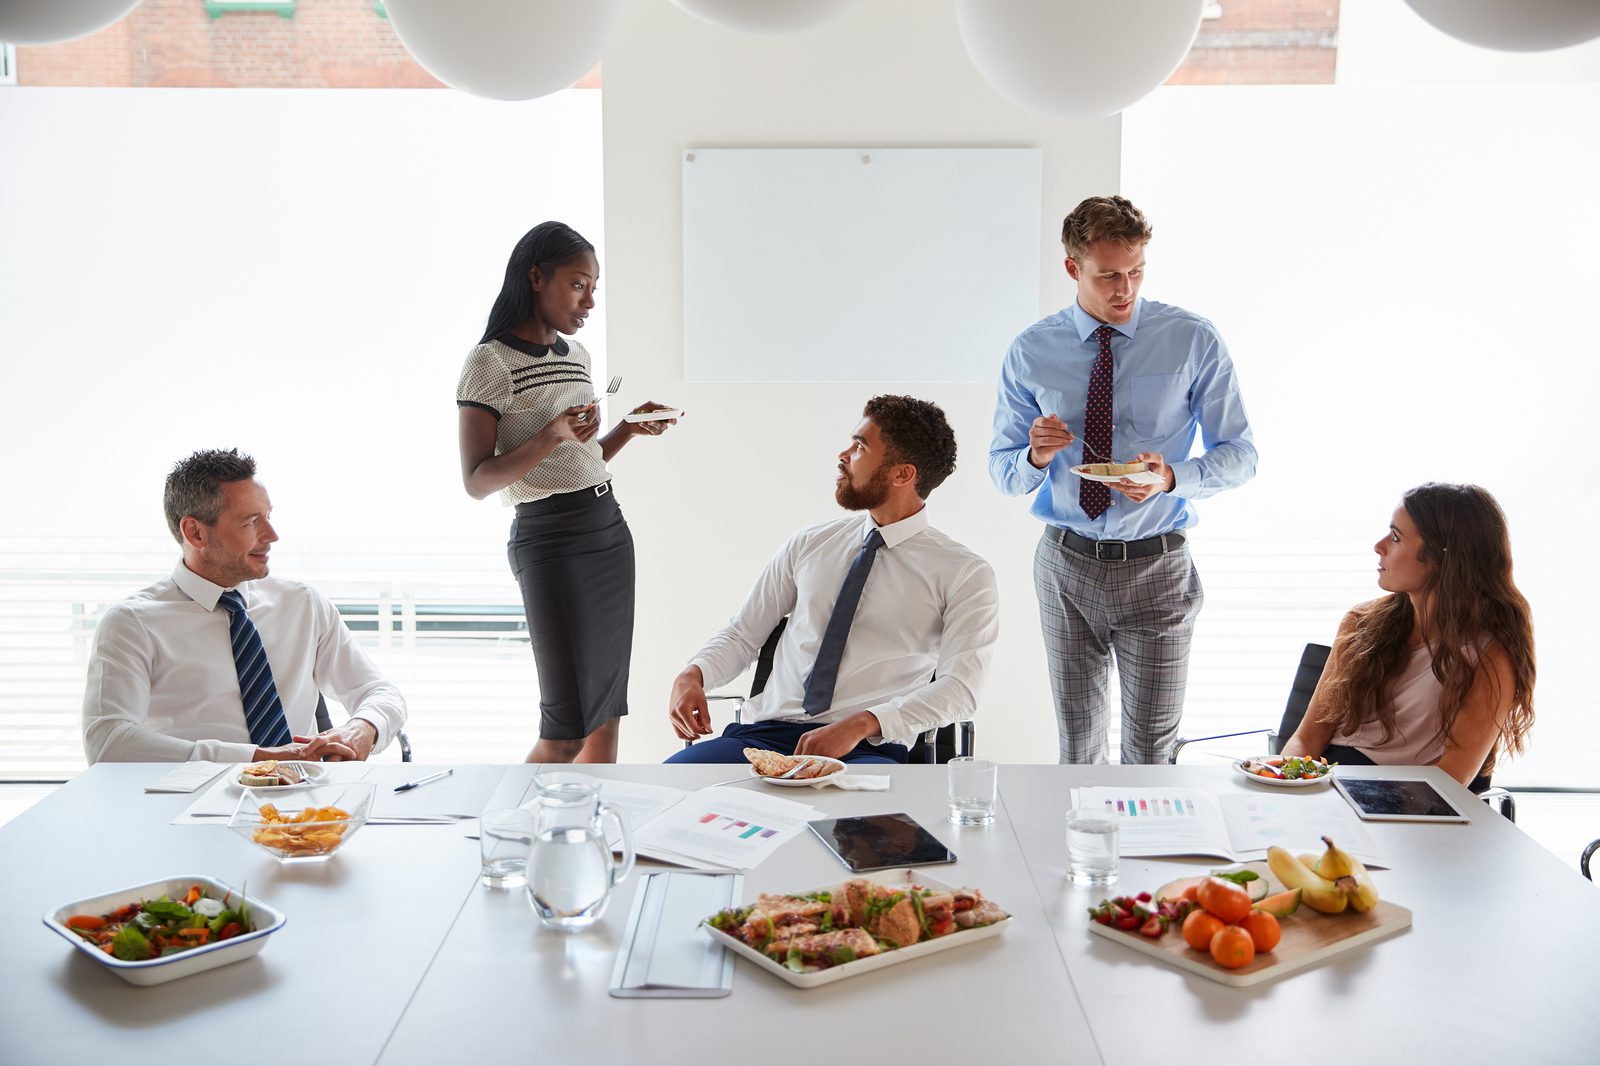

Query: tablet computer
[
  {"left": 1333, "top": 776, "right": 1470, "bottom": 823},
  {"left": 806, "top": 813, "right": 957, "bottom": 873}
]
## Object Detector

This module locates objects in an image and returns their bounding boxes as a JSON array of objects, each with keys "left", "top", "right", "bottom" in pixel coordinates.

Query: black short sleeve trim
[{"left": 457, "top": 400, "right": 502, "bottom": 418}]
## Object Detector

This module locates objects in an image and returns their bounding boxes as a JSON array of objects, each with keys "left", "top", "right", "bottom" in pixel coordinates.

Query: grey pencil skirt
[{"left": 508, "top": 483, "right": 635, "bottom": 741}]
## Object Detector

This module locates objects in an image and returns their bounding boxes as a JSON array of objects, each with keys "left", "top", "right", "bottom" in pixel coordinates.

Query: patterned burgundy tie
[{"left": 1079, "top": 325, "right": 1116, "bottom": 519}]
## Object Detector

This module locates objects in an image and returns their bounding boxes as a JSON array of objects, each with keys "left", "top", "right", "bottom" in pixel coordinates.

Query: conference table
[{"left": 3, "top": 762, "right": 1597, "bottom": 1065}]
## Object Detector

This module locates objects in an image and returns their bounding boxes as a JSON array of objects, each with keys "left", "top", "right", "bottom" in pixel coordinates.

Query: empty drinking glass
[{"left": 480, "top": 807, "right": 534, "bottom": 888}]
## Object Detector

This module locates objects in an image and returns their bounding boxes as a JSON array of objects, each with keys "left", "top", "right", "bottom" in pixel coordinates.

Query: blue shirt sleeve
[
  {"left": 989, "top": 340, "right": 1049, "bottom": 497},
  {"left": 1166, "top": 328, "right": 1257, "bottom": 500}
]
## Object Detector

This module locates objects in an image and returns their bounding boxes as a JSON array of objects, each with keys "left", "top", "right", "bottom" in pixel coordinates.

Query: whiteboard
[{"left": 682, "top": 148, "right": 1042, "bottom": 384}]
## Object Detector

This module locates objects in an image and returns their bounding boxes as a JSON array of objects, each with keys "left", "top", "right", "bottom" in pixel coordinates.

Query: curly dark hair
[
  {"left": 862, "top": 395, "right": 957, "bottom": 499},
  {"left": 163, "top": 448, "right": 256, "bottom": 544}
]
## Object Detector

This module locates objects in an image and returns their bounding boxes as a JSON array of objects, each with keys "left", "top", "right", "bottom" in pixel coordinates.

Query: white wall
[{"left": 600, "top": 0, "right": 1118, "bottom": 765}]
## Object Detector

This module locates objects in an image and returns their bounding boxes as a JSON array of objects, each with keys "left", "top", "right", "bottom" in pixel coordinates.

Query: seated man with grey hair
[{"left": 82, "top": 448, "right": 407, "bottom": 764}]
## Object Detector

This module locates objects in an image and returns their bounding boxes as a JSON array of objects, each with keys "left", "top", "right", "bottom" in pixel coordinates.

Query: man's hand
[
  {"left": 668, "top": 666, "right": 712, "bottom": 740},
  {"left": 794, "top": 711, "right": 882, "bottom": 760},
  {"left": 317, "top": 719, "right": 378, "bottom": 762},
  {"left": 1111, "top": 451, "right": 1176, "bottom": 503},
  {"left": 254, "top": 731, "right": 357, "bottom": 763},
  {"left": 1027, "top": 414, "right": 1076, "bottom": 469}
]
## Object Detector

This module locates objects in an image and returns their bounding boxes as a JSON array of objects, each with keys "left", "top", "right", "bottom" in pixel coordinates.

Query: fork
[{"left": 590, "top": 375, "right": 622, "bottom": 407}]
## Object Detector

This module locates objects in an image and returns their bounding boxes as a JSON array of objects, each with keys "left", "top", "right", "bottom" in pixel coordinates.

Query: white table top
[{"left": 6, "top": 762, "right": 1598, "bottom": 1065}]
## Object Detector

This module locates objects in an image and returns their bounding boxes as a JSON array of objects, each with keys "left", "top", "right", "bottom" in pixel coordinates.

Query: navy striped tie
[
  {"left": 217, "top": 590, "right": 294, "bottom": 748},
  {"left": 802, "top": 528, "right": 885, "bottom": 716}
]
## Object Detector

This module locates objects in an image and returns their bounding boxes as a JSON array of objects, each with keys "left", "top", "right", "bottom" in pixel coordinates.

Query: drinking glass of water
[
  {"left": 1064, "top": 807, "right": 1119, "bottom": 886},
  {"left": 947, "top": 756, "right": 997, "bottom": 826},
  {"left": 479, "top": 807, "right": 534, "bottom": 888}
]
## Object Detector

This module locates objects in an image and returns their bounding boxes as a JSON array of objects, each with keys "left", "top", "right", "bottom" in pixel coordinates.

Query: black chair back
[
  {"left": 748, "top": 617, "right": 790, "bottom": 698},
  {"left": 1270, "top": 643, "right": 1333, "bottom": 753}
]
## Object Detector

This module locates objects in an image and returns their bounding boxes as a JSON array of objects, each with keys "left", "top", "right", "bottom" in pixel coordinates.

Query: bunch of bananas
[{"left": 1266, "top": 836, "right": 1380, "bottom": 915}]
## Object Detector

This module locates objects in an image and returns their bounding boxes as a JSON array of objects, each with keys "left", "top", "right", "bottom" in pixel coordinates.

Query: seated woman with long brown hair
[{"left": 1282, "top": 482, "right": 1535, "bottom": 789}]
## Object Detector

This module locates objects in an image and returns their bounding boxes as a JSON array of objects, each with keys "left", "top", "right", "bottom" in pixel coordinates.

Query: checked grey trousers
[{"left": 1034, "top": 529, "right": 1204, "bottom": 764}]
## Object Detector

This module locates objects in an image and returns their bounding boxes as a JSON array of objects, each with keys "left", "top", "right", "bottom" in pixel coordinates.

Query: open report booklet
[{"left": 1072, "top": 786, "right": 1388, "bottom": 868}]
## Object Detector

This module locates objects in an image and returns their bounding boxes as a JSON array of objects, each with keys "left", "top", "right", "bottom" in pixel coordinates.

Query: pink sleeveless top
[{"left": 1329, "top": 643, "right": 1451, "bottom": 765}]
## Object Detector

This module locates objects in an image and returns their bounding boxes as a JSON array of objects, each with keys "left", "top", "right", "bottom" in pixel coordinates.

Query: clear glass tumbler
[{"left": 947, "top": 756, "right": 998, "bottom": 826}]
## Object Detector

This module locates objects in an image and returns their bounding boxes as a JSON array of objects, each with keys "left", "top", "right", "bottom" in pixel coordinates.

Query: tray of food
[
  {"left": 1234, "top": 754, "right": 1335, "bottom": 788},
  {"left": 1085, "top": 840, "right": 1410, "bottom": 987},
  {"left": 743, "top": 748, "right": 846, "bottom": 786},
  {"left": 43, "top": 875, "right": 285, "bottom": 986},
  {"left": 702, "top": 869, "right": 1008, "bottom": 988}
]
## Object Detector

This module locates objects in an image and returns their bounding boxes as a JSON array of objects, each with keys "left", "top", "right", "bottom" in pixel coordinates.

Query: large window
[
  {"left": 1123, "top": 82, "right": 1599, "bottom": 785},
  {"left": 0, "top": 87, "right": 604, "bottom": 777}
]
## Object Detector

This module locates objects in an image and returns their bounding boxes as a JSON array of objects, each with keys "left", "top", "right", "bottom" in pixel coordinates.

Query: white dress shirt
[
  {"left": 82, "top": 563, "right": 408, "bottom": 763},
  {"left": 688, "top": 509, "right": 999, "bottom": 748}
]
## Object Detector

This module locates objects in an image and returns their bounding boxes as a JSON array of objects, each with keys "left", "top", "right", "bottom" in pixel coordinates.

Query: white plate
[
  {"left": 43, "top": 875, "right": 286, "bottom": 986},
  {"left": 749, "top": 755, "right": 847, "bottom": 787},
  {"left": 701, "top": 870, "right": 1009, "bottom": 988},
  {"left": 1070, "top": 464, "right": 1165, "bottom": 486},
  {"left": 623, "top": 408, "right": 682, "bottom": 423},
  {"left": 1233, "top": 756, "right": 1335, "bottom": 789},
  {"left": 224, "top": 761, "right": 332, "bottom": 795}
]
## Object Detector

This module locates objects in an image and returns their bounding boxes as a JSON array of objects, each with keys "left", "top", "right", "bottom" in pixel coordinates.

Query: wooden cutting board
[{"left": 1086, "top": 870, "right": 1413, "bottom": 988}]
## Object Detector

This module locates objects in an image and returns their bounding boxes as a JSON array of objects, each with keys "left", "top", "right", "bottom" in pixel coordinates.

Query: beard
[{"left": 835, "top": 464, "right": 893, "bottom": 511}]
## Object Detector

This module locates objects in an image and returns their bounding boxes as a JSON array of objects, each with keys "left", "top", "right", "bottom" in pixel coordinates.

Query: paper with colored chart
[
  {"left": 1073, "top": 787, "right": 1386, "bottom": 868},
  {"left": 628, "top": 786, "right": 823, "bottom": 871}
]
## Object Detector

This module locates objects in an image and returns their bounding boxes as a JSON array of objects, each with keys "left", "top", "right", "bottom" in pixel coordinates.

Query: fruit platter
[{"left": 1085, "top": 837, "right": 1411, "bottom": 987}]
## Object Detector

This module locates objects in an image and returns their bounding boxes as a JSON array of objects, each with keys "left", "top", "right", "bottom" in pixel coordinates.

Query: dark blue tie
[
  {"left": 217, "top": 590, "right": 294, "bottom": 748},
  {"left": 802, "top": 528, "right": 885, "bottom": 716}
]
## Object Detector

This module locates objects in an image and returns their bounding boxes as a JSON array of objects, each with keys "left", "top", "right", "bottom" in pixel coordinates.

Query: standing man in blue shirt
[{"left": 989, "top": 196, "right": 1256, "bottom": 764}]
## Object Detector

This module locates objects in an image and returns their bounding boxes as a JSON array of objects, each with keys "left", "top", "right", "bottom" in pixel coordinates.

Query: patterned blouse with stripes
[{"left": 455, "top": 334, "right": 609, "bottom": 504}]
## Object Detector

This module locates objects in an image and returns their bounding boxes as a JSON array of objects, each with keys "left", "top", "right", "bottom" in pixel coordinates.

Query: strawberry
[
  {"left": 1138, "top": 915, "right": 1165, "bottom": 938},
  {"left": 1136, "top": 891, "right": 1152, "bottom": 903},
  {"left": 1113, "top": 907, "right": 1140, "bottom": 931}
]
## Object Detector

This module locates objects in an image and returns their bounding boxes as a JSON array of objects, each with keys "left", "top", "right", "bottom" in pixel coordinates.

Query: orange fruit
[
  {"left": 1182, "top": 908, "right": 1226, "bottom": 951},
  {"left": 1196, "top": 877, "right": 1252, "bottom": 924},
  {"left": 1239, "top": 910, "right": 1281, "bottom": 952},
  {"left": 1209, "top": 924, "right": 1257, "bottom": 969}
]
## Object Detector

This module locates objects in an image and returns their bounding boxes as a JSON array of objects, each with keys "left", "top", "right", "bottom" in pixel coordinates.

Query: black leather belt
[{"left": 1050, "top": 527, "right": 1185, "bottom": 562}]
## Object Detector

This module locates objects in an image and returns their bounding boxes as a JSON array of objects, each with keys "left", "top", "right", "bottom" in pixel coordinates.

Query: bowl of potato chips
[{"left": 228, "top": 783, "right": 375, "bottom": 864}]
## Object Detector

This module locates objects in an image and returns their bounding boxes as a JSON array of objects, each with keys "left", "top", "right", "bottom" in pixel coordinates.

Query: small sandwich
[
  {"left": 951, "top": 887, "right": 1008, "bottom": 929},
  {"left": 1079, "top": 461, "right": 1149, "bottom": 478},
  {"left": 742, "top": 748, "right": 839, "bottom": 780},
  {"left": 238, "top": 760, "right": 305, "bottom": 788},
  {"left": 767, "top": 927, "right": 880, "bottom": 969}
]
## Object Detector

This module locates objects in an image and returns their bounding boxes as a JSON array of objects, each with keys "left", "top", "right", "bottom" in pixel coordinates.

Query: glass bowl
[{"left": 228, "top": 782, "right": 375, "bottom": 864}]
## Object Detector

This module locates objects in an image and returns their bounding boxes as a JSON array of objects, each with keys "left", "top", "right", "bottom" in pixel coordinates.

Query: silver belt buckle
[
  {"left": 594, "top": 482, "right": 611, "bottom": 498},
  {"left": 1095, "top": 539, "right": 1128, "bottom": 562}
]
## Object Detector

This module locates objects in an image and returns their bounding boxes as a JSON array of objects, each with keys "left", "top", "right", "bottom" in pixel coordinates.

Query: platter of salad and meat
[{"left": 701, "top": 869, "right": 1009, "bottom": 988}]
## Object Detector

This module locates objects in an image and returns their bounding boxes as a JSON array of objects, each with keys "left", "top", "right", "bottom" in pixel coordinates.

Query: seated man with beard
[{"left": 665, "top": 396, "right": 999, "bottom": 764}]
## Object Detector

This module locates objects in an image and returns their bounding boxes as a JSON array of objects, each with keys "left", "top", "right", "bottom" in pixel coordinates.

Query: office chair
[
  {"left": 1582, "top": 839, "right": 1598, "bottom": 881},
  {"left": 691, "top": 616, "right": 974, "bottom": 764},
  {"left": 1172, "top": 642, "right": 1515, "bottom": 822},
  {"left": 315, "top": 694, "right": 412, "bottom": 762}
]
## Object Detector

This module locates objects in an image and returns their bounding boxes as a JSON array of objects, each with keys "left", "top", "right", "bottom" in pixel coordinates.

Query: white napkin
[
  {"left": 806, "top": 773, "right": 890, "bottom": 791},
  {"left": 145, "top": 762, "right": 229, "bottom": 794}
]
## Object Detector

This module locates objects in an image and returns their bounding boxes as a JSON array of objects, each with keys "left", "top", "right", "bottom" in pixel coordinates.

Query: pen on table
[{"left": 394, "top": 768, "right": 454, "bottom": 793}]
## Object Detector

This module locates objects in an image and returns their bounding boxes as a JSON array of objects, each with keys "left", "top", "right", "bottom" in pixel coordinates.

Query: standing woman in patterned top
[{"left": 457, "top": 222, "right": 677, "bottom": 762}]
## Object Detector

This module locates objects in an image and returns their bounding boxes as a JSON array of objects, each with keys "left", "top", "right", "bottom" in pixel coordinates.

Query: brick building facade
[{"left": 11, "top": 0, "right": 1333, "bottom": 89}]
